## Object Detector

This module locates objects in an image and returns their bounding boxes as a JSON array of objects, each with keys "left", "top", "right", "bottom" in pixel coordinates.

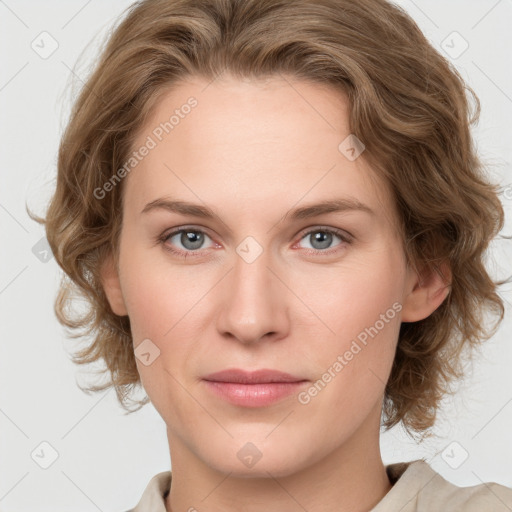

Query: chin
[
  {"left": 198, "top": 436, "right": 314, "bottom": 479},
  {"left": 212, "top": 457, "right": 300, "bottom": 479}
]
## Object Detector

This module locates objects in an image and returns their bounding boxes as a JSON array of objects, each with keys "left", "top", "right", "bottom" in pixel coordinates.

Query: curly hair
[{"left": 29, "top": 0, "right": 508, "bottom": 441}]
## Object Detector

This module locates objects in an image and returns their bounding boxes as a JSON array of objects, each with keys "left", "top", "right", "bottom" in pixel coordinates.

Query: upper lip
[{"left": 203, "top": 368, "right": 307, "bottom": 384}]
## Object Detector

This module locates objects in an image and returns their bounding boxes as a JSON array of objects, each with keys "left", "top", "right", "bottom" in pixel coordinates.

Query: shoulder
[
  {"left": 124, "top": 471, "right": 172, "bottom": 512},
  {"left": 372, "top": 459, "right": 512, "bottom": 512}
]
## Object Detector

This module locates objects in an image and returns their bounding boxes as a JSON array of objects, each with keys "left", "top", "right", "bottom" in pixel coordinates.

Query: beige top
[{"left": 126, "top": 458, "right": 512, "bottom": 511}]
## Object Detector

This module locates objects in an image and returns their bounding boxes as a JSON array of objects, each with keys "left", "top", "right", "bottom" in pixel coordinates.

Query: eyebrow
[{"left": 140, "top": 197, "right": 375, "bottom": 221}]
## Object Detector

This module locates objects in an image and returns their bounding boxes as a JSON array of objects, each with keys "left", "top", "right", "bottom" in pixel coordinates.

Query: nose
[{"left": 215, "top": 243, "right": 290, "bottom": 345}]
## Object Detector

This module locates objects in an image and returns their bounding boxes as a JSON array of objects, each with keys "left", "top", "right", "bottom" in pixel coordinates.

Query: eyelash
[{"left": 157, "top": 225, "right": 353, "bottom": 259}]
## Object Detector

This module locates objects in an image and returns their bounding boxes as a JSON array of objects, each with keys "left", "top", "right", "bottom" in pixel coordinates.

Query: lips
[
  {"left": 203, "top": 368, "right": 307, "bottom": 384},
  {"left": 202, "top": 368, "right": 309, "bottom": 407}
]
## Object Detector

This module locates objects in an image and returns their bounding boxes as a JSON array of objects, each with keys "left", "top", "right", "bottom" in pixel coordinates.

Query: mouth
[
  {"left": 202, "top": 368, "right": 309, "bottom": 407},
  {"left": 203, "top": 368, "right": 307, "bottom": 384}
]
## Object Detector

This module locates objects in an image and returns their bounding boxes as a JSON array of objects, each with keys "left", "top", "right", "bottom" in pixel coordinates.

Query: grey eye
[
  {"left": 300, "top": 230, "right": 343, "bottom": 251},
  {"left": 167, "top": 230, "right": 213, "bottom": 251}
]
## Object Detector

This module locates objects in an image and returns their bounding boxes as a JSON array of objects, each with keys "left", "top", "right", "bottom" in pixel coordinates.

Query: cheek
[
  {"left": 119, "top": 243, "right": 205, "bottom": 339},
  {"left": 120, "top": 266, "right": 192, "bottom": 417},
  {"left": 294, "top": 250, "right": 405, "bottom": 338},
  {"left": 294, "top": 249, "right": 404, "bottom": 396},
  {"left": 117, "top": 244, "right": 213, "bottom": 388},
  {"left": 122, "top": 274, "right": 170, "bottom": 341}
]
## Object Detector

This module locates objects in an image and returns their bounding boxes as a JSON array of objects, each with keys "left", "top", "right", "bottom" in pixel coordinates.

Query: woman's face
[{"left": 105, "top": 74, "right": 426, "bottom": 476}]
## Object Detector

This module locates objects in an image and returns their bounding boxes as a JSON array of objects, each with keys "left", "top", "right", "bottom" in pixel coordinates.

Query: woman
[{"left": 35, "top": 0, "right": 512, "bottom": 510}]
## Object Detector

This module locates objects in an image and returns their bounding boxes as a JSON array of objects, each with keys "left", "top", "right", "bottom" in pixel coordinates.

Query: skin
[{"left": 101, "top": 74, "right": 451, "bottom": 512}]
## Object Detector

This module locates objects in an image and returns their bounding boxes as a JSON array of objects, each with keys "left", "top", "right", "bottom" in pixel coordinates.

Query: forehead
[{"left": 124, "top": 75, "right": 396, "bottom": 225}]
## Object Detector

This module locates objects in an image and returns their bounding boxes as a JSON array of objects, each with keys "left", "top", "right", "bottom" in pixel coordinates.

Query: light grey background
[{"left": 1, "top": 0, "right": 511, "bottom": 510}]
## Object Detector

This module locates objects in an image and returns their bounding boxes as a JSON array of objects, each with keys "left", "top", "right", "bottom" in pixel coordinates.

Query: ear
[
  {"left": 100, "top": 251, "right": 128, "bottom": 316},
  {"left": 401, "top": 260, "right": 451, "bottom": 323}
]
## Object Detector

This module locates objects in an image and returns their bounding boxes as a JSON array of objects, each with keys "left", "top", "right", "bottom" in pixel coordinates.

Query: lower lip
[{"left": 203, "top": 380, "right": 307, "bottom": 407}]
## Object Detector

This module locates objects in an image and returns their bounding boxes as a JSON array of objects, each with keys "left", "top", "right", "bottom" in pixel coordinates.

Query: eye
[
  {"left": 295, "top": 227, "right": 352, "bottom": 254},
  {"left": 159, "top": 227, "right": 216, "bottom": 257}
]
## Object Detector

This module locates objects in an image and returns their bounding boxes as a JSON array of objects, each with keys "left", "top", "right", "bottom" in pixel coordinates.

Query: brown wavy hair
[{"left": 29, "top": 0, "right": 509, "bottom": 441}]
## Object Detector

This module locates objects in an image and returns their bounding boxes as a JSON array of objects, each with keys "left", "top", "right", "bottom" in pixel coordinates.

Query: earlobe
[
  {"left": 100, "top": 252, "right": 128, "bottom": 317},
  {"left": 401, "top": 261, "right": 451, "bottom": 323}
]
